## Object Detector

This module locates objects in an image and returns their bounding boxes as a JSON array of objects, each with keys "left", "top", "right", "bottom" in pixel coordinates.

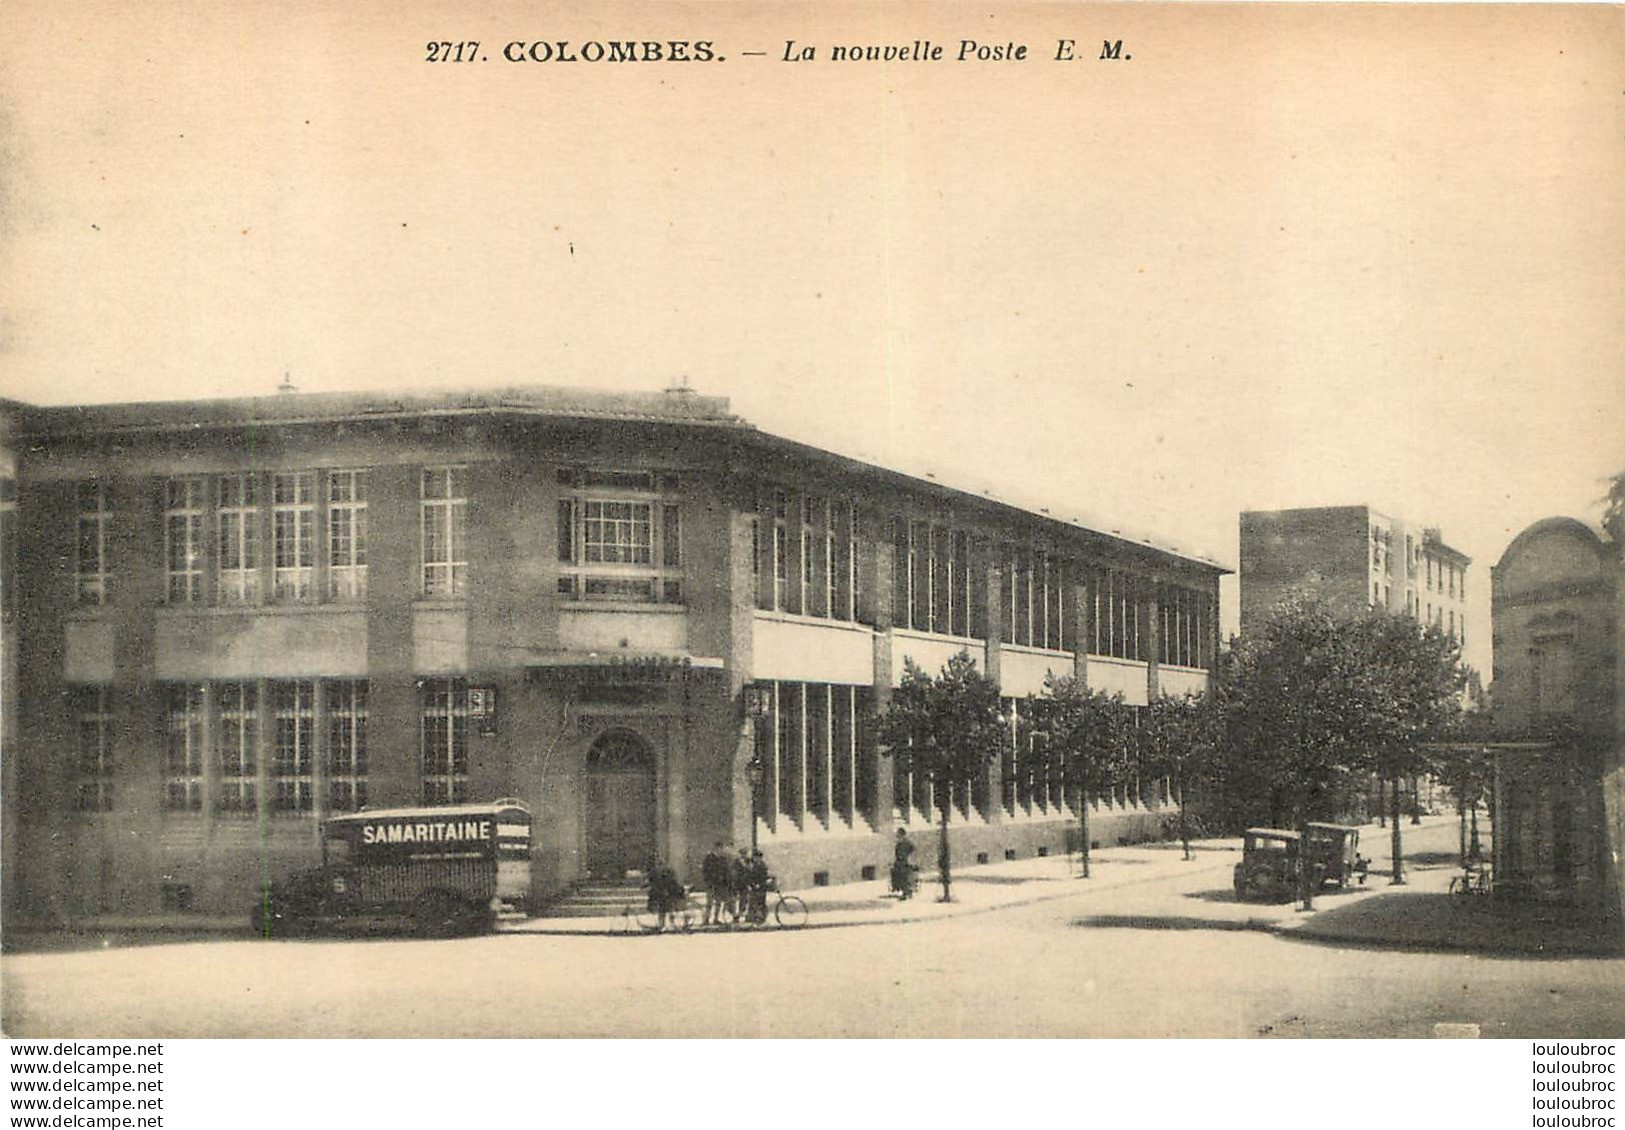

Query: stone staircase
[{"left": 539, "top": 880, "right": 645, "bottom": 919}]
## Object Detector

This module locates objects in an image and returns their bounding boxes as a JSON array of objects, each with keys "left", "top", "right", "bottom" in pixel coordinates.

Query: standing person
[
  {"left": 731, "top": 847, "right": 751, "bottom": 922},
  {"left": 891, "top": 828, "right": 917, "bottom": 899},
  {"left": 746, "top": 849, "right": 771, "bottom": 923},
  {"left": 701, "top": 841, "right": 733, "bottom": 926},
  {"left": 646, "top": 861, "right": 685, "bottom": 931}
]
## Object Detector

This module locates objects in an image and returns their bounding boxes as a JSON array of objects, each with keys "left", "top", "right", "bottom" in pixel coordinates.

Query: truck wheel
[{"left": 414, "top": 890, "right": 471, "bottom": 938}]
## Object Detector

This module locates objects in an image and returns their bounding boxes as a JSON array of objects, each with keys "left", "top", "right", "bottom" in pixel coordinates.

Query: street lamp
[
  {"left": 745, "top": 753, "right": 766, "bottom": 855},
  {"left": 742, "top": 684, "right": 772, "bottom": 855}
]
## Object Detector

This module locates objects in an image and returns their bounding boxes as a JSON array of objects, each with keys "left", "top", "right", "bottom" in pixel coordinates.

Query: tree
[
  {"left": 875, "top": 650, "right": 1007, "bottom": 902},
  {"left": 1340, "top": 611, "right": 1465, "bottom": 882},
  {"left": 1024, "top": 677, "right": 1132, "bottom": 878},
  {"left": 1212, "top": 597, "right": 1368, "bottom": 830},
  {"left": 1602, "top": 469, "right": 1625, "bottom": 549},
  {"left": 1213, "top": 596, "right": 1466, "bottom": 881},
  {"left": 1135, "top": 693, "right": 1213, "bottom": 860}
]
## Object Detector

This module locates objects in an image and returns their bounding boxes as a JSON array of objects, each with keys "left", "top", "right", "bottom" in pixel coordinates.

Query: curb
[{"left": 500, "top": 855, "right": 1239, "bottom": 937}]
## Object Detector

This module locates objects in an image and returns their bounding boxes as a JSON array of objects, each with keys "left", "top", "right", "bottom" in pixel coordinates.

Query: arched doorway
[{"left": 584, "top": 730, "right": 656, "bottom": 881}]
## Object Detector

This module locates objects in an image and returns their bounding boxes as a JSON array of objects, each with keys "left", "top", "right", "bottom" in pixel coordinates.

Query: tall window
[
  {"left": 163, "top": 684, "right": 205, "bottom": 811},
  {"left": 165, "top": 478, "right": 205, "bottom": 604},
  {"left": 271, "top": 681, "right": 315, "bottom": 813},
  {"left": 273, "top": 472, "right": 316, "bottom": 602},
  {"left": 327, "top": 470, "right": 368, "bottom": 602},
  {"left": 217, "top": 473, "right": 260, "bottom": 606},
  {"left": 421, "top": 678, "right": 469, "bottom": 805},
  {"left": 216, "top": 682, "right": 258, "bottom": 816},
  {"left": 773, "top": 492, "right": 788, "bottom": 611},
  {"left": 1160, "top": 586, "right": 1204, "bottom": 667},
  {"left": 73, "top": 686, "right": 113, "bottom": 811},
  {"left": 76, "top": 481, "right": 110, "bottom": 606},
  {"left": 1091, "top": 569, "right": 1143, "bottom": 660},
  {"left": 556, "top": 468, "right": 683, "bottom": 603},
  {"left": 421, "top": 467, "right": 468, "bottom": 597},
  {"left": 800, "top": 495, "right": 818, "bottom": 616},
  {"left": 326, "top": 680, "right": 369, "bottom": 812}
]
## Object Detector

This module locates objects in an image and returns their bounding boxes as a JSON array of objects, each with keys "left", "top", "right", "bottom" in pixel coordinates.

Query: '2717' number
[{"left": 426, "top": 42, "right": 480, "bottom": 62}]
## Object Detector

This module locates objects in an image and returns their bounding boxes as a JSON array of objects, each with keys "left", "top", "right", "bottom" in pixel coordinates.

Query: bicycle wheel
[
  {"left": 774, "top": 895, "right": 809, "bottom": 929},
  {"left": 673, "top": 908, "right": 695, "bottom": 933},
  {"left": 634, "top": 906, "right": 660, "bottom": 932}
]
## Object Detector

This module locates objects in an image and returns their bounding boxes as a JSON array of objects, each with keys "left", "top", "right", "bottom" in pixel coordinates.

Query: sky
[{"left": 3, "top": 2, "right": 1622, "bottom": 675}]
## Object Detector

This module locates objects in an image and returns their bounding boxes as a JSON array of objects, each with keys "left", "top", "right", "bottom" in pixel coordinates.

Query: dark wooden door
[{"left": 586, "top": 770, "right": 655, "bottom": 880}]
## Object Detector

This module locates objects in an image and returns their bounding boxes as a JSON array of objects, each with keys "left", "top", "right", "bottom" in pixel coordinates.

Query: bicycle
[
  {"left": 727, "top": 877, "right": 809, "bottom": 929},
  {"left": 1449, "top": 867, "right": 1492, "bottom": 897},
  {"left": 621, "top": 894, "right": 696, "bottom": 934}
]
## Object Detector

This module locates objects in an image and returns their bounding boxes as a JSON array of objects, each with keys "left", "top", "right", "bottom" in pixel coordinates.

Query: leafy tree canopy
[{"left": 1215, "top": 595, "right": 1466, "bottom": 826}]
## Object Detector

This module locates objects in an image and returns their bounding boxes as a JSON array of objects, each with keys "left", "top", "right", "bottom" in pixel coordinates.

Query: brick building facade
[
  {"left": 3, "top": 386, "right": 1225, "bottom": 926},
  {"left": 1240, "top": 504, "right": 1470, "bottom": 640}
]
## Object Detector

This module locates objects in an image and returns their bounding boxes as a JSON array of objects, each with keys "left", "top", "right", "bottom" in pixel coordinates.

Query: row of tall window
[
  {"left": 63, "top": 679, "right": 368, "bottom": 815},
  {"left": 80, "top": 467, "right": 695, "bottom": 607},
  {"left": 1157, "top": 585, "right": 1212, "bottom": 668},
  {"left": 114, "top": 677, "right": 471, "bottom": 814},
  {"left": 752, "top": 492, "right": 869, "bottom": 622},
  {"left": 893, "top": 519, "right": 982, "bottom": 638},
  {"left": 164, "top": 471, "right": 371, "bottom": 605},
  {"left": 890, "top": 522, "right": 1210, "bottom": 665},
  {"left": 892, "top": 698, "right": 1161, "bottom": 825},
  {"left": 72, "top": 473, "right": 370, "bottom": 607},
  {"left": 1425, "top": 556, "right": 1464, "bottom": 599},
  {"left": 747, "top": 683, "right": 1173, "bottom": 834},
  {"left": 160, "top": 680, "right": 370, "bottom": 814},
  {"left": 753, "top": 682, "right": 877, "bottom": 832}
]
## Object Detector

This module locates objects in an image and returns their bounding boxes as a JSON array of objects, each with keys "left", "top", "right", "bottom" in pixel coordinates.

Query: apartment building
[
  {"left": 4, "top": 385, "right": 1226, "bottom": 924},
  {"left": 1240, "top": 505, "right": 1471, "bottom": 641}
]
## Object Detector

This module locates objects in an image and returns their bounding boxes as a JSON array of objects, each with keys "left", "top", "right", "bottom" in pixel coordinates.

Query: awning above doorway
[{"left": 523, "top": 650, "right": 725, "bottom": 676}]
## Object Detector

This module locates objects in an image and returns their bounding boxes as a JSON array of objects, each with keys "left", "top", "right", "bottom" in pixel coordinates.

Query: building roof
[
  {"left": 16, "top": 384, "right": 745, "bottom": 435},
  {"left": 16, "top": 383, "right": 1229, "bottom": 575}
]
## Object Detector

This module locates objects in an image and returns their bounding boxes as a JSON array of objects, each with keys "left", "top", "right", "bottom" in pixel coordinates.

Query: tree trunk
[
  {"left": 1079, "top": 793, "right": 1092, "bottom": 879},
  {"left": 1377, "top": 776, "right": 1386, "bottom": 827},
  {"left": 1458, "top": 775, "right": 1469, "bottom": 870},
  {"left": 1410, "top": 775, "right": 1422, "bottom": 825},
  {"left": 937, "top": 802, "right": 952, "bottom": 903},
  {"left": 1178, "top": 770, "right": 1191, "bottom": 861},
  {"left": 1469, "top": 799, "right": 1482, "bottom": 862},
  {"left": 1389, "top": 771, "right": 1406, "bottom": 884}
]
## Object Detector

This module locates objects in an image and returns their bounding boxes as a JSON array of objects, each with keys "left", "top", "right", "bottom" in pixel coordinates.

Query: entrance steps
[{"left": 539, "top": 880, "right": 645, "bottom": 918}]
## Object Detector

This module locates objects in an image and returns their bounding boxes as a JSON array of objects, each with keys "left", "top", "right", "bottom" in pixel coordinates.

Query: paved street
[{"left": 5, "top": 818, "right": 1621, "bottom": 1038}]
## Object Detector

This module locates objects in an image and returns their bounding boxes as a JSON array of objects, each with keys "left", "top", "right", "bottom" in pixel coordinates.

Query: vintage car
[
  {"left": 1302, "top": 822, "right": 1369, "bottom": 889},
  {"left": 1233, "top": 828, "right": 1302, "bottom": 903}
]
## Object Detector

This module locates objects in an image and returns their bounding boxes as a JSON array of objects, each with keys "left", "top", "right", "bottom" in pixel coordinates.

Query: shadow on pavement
[
  {"left": 1286, "top": 891, "right": 1625, "bottom": 959},
  {"left": 1405, "top": 851, "right": 1462, "bottom": 868}
]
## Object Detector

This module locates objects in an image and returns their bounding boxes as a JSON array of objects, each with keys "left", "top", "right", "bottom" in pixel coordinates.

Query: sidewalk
[
  {"left": 32, "top": 830, "right": 1624, "bottom": 958},
  {"left": 501, "top": 840, "right": 1241, "bottom": 936}
]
